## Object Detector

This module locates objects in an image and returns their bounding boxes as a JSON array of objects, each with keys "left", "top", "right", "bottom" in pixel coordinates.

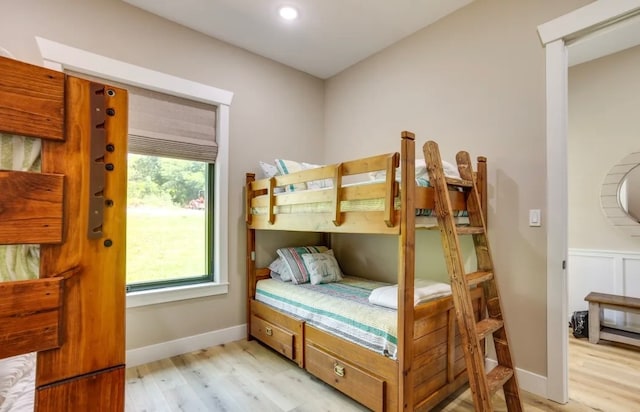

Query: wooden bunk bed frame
[
  {"left": 245, "top": 131, "right": 487, "bottom": 411},
  {"left": 0, "top": 56, "right": 126, "bottom": 411}
]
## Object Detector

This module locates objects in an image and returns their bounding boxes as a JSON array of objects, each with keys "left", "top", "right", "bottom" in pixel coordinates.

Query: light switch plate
[{"left": 529, "top": 209, "right": 541, "bottom": 227}]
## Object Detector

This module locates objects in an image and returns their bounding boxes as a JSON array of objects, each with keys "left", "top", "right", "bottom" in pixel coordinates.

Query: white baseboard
[
  {"left": 485, "top": 358, "right": 547, "bottom": 398},
  {"left": 127, "top": 325, "right": 550, "bottom": 398},
  {"left": 126, "top": 324, "right": 246, "bottom": 367}
]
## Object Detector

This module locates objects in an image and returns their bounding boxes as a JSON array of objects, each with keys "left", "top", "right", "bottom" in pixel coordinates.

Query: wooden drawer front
[
  {"left": 305, "top": 343, "right": 384, "bottom": 412},
  {"left": 36, "top": 365, "right": 124, "bottom": 411},
  {"left": 251, "top": 315, "right": 295, "bottom": 360}
]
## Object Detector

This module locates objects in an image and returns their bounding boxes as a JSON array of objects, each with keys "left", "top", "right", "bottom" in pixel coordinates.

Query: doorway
[{"left": 538, "top": 1, "right": 640, "bottom": 404}]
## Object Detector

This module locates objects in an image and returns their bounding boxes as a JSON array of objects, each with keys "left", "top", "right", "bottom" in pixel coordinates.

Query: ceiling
[{"left": 122, "top": 0, "right": 473, "bottom": 79}]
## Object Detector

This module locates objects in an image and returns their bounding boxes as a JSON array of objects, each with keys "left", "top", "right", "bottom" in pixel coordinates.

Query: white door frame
[{"left": 538, "top": 0, "right": 640, "bottom": 404}]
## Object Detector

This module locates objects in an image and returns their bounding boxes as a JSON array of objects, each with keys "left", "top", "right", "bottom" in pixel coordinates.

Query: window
[
  {"left": 37, "top": 37, "right": 233, "bottom": 306},
  {"left": 126, "top": 154, "right": 213, "bottom": 292},
  {"left": 124, "top": 85, "right": 218, "bottom": 293}
]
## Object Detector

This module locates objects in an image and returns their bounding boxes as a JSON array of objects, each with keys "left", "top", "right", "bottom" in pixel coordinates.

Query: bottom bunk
[
  {"left": 248, "top": 272, "right": 484, "bottom": 411},
  {"left": 0, "top": 353, "right": 35, "bottom": 412}
]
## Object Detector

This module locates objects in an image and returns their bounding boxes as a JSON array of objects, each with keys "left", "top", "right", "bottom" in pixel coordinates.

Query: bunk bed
[
  {"left": 245, "top": 131, "right": 488, "bottom": 411},
  {"left": 0, "top": 56, "right": 127, "bottom": 411}
]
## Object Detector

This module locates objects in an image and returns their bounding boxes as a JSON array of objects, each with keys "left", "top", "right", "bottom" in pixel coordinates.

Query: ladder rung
[
  {"left": 456, "top": 226, "right": 485, "bottom": 235},
  {"left": 466, "top": 270, "right": 493, "bottom": 287},
  {"left": 486, "top": 365, "right": 514, "bottom": 395},
  {"left": 476, "top": 318, "right": 504, "bottom": 340},
  {"left": 445, "top": 177, "right": 473, "bottom": 187}
]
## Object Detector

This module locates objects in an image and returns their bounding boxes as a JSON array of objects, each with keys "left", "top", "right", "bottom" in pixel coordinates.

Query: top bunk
[{"left": 245, "top": 131, "right": 487, "bottom": 234}]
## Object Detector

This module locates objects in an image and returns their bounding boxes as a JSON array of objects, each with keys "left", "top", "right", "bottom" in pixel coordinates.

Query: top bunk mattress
[
  {"left": 250, "top": 180, "right": 469, "bottom": 228},
  {"left": 255, "top": 276, "right": 452, "bottom": 360}
]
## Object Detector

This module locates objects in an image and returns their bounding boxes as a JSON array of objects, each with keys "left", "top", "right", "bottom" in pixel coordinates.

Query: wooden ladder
[{"left": 424, "top": 141, "right": 523, "bottom": 411}]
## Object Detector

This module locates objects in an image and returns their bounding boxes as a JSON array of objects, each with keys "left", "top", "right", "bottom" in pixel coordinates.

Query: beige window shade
[
  {"left": 66, "top": 71, "right": 217, "bottom": 163},
  {"left": 128, "top": 86, "right": 217, "bottom": 163}
]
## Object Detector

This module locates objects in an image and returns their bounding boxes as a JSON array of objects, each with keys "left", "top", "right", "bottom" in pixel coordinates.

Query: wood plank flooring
[{"left": 125, "top": 334, "right": 640, "bottom": 411}]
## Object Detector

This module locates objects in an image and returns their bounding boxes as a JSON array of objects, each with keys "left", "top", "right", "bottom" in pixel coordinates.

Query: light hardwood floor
[{"left": 125, "top": 334, "right": 640, "bottom": 411}]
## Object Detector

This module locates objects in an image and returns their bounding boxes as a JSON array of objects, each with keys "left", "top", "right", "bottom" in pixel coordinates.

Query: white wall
[
  {"left": 567, "top": 43, "right": 640, "bottom": 323},
  {"left": 569, "top": 44, "right": 640, "bottom": 251},
  {"left": 0, "top": 0, "right": 324, "bottom": 352},
  {"left": 324, "top": 0, "right": 591, "bottom": 377}
]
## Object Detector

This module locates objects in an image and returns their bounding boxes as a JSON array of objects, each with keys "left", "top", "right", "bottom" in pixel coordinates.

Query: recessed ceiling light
[{"left": 279, "top": 6, "right": 298, "bottom": 21}]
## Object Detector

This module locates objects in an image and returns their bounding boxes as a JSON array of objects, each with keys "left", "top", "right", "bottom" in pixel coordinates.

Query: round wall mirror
[
  {"left": 601, "top": 150, "right": 640, "bottom": 237},
  {"left": 620, "top": 165, "right": 640, "bottom": 222}
]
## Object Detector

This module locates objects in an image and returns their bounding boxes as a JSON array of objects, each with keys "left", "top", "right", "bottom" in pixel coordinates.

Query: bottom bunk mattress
[
  {"left": 0, "top": 353, "right": 35, "bottom": 412},
  {"left": 255, "top": 276, "right": 452, "bottom": 360}
]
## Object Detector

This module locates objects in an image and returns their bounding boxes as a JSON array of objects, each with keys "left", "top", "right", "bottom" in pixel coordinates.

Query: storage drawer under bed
[
  {"left": 305, "top": 342, "right": 385, "bottom": 412},
  {"left": 250, "top": 300, "right": 304, "bottom": 367},
  {"left": 251, "top": 315, "right": 295, "bottom": 358}
]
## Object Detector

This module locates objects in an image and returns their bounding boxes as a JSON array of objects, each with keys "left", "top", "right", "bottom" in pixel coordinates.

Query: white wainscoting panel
[
  {"left": 569, "top": 249, "right": 640, "bottom": 330},
  {"left": 624, "top": 257, "right": 640, "bottom": 330}
]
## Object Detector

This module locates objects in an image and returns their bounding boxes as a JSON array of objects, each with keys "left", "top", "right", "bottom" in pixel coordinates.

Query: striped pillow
[
  {"left": 274, "top": 159, "right": 307, "bottom": 192},
  {"left": 276, "top": 246, "right": 329, "bottom": 284}
]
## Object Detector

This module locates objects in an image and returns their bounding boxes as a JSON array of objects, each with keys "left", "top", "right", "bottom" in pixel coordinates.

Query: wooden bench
[{"left": 585, "top": 292, "right": 640, "bottom": 348}]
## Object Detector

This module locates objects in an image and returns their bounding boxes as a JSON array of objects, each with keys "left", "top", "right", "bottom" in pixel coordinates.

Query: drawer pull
[
  {"left": 265, "top": 326, "right": 273, "bottom": 336},
  {"left": 334, "top": 363, "right": 345, "bottom": 377}
]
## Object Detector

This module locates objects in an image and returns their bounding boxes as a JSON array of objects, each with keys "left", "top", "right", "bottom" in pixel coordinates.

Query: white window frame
[{"left": 36, "top": 37, "right": 234, "bottom": 308}]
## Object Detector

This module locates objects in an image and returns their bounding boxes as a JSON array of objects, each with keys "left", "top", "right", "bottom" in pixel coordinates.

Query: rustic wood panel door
[{"left": 0, "top": 56, "right": 127, "bottom": 412}]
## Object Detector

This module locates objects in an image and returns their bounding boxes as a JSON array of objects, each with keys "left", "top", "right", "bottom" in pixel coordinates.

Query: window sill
[{"left": 126, "top": 282, "right": 229, "bottom": 308}]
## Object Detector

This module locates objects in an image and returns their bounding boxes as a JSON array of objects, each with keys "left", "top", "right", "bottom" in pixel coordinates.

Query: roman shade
[{"left": 127, "top": 86, "right": 217, "bottom": 163}]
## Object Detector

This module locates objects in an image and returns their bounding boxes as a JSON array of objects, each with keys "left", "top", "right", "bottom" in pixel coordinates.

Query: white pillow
[
  {"left": 259, "top": 161, "right": 279, "bottom": 178},
  {"left": 442, "top": 161, "right": 461, "bottom": 179},
  {"left": 259, "top": 161, "right": 285, "bottom": 193},
  {"left": 368, "top": 279, "right": 451, "bottom": 309},
  {"left": 368, "top": 159, "right": 429, "bottom": 183},
  {"left": 302, "top": 162, "right": 333, "bottom": 190},
  {"left": 268, "top": 257, "right": 292, "bottom": 282},
  {"left": 368, "top": 159, "right": 460, "bottom": 184},
  {"left": 301, "top": 252, "right": 344, "bottom": 285},
  {"left": 274, "top": 159, "right": 334, "bottom": 192}
]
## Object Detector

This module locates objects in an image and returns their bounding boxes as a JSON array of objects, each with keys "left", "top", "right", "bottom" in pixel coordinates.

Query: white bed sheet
[{"left": 0, "top": 354, "right": 35, "bottom": 412}]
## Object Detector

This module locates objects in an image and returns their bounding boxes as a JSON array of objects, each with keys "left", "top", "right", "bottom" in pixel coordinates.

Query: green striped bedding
[
  {"left": 255, "top": 276, "right": 400, "bottom": 359},
  {"left": 0, "top": 133, "right": 41, "bottom": 282},
  {"left": 0, "top": 133, "right": 40, "bottom": 411}
]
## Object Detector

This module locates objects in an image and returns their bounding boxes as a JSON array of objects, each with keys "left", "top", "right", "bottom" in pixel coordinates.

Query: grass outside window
[{"left": 126, "top": 154, "right": 213, "bottom": 292}]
